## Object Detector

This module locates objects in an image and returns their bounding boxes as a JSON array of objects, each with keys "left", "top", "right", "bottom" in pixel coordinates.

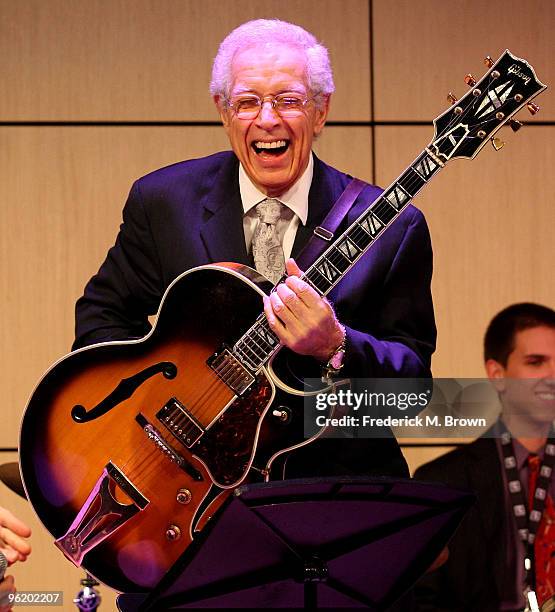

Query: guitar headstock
[{"left": 430, "top": 50, "right": 546, "bottom": 162}]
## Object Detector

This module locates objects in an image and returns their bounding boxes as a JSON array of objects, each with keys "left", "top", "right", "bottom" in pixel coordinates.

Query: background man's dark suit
[
  {"left": 73, "top": 150, "right": 436, "bottom": 478},
  {"left": 414, "top": 434, "right": 509, "bottom": 611}
]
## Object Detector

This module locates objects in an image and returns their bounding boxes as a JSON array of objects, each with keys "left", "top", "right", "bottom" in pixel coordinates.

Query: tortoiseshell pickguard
[{"left": 191, "top": 373, "right": 273, "bottom": 486}]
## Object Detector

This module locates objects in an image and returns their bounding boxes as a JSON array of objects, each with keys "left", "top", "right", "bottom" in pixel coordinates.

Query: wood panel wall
[{"left": 0, "top": 0, "right": 552, "bottom": 604}]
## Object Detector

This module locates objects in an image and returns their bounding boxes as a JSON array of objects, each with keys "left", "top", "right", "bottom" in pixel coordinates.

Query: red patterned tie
[{"left": 528, "top": 453, "right": 555, "bottom": 606}]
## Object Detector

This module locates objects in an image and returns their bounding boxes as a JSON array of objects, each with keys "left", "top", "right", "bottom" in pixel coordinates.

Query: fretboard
[{"left": 232, "top": 148, "right": 443, "bottom": 373}]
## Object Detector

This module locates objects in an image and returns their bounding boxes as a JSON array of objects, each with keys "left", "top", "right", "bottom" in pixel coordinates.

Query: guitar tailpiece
[{"left": 55, "top": 462, "right": 149, "bottom": 566}]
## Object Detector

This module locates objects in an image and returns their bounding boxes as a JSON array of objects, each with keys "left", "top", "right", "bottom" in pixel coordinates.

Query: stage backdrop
[{"left": 1, "top": 0, "right": 553, "bottom": 604}]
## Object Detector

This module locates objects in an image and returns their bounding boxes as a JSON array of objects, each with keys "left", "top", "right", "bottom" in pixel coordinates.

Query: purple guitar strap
[{"left": 295, "top": 177, "right": 368, "bottom": 271}]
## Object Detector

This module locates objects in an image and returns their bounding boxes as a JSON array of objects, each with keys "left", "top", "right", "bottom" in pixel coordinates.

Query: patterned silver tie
[{"left": 252, "top": 198, "right": 286, "bottom": 284}]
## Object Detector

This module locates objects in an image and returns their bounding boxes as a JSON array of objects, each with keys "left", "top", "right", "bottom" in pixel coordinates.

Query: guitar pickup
[
  {"left": 207, "top": 347, "right": 255, "bottom": 395},
  {"left": 157, "top": 397, "right": 205, "bottom": 449}
]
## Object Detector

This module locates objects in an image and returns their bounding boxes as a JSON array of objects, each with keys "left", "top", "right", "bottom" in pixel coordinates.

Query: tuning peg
[
  {"left": 491, "top": 137, "right": 505, "bottom": 151},
  {"left": 526, "top": 102, "right": 540, "bottom": 115},
  {"left": 464, "top": 74, "right": 477, "bottom": 87},
  {"left": 447, "top": 92, "right": 458, "bottom": 105},
  {"left": 484, "top": 56, "right": 494, "bottom": 68},
  {"left": 509, "top": 119, "right": 523, "bottom": 132}
]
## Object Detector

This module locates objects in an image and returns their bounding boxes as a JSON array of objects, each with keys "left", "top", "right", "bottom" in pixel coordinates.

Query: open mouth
[
  {"left": 252, "top": 140, "right": 290, "bottom": 156},
  {"left": 536, "top": 392, "right": 555, "bottom": 401}
]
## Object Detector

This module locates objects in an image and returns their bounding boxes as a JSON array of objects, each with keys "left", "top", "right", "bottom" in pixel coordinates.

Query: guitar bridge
[{"left": 55, "top": 462, "right": 149, "bottom": 567}]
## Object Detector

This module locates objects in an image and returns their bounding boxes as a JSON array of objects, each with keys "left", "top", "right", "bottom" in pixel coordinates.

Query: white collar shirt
[{"left": 239, "top": 154, "right": 313, "bottom": 261}]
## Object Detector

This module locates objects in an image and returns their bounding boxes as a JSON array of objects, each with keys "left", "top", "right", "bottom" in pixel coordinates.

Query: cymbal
[{"left": 0, "top": 462, "right": 26, "bottom": 499}]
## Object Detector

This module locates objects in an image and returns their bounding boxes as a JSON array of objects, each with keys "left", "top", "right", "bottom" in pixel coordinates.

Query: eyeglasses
[{"left": 226, "top": 93, "right": 313, "bottom": 119}]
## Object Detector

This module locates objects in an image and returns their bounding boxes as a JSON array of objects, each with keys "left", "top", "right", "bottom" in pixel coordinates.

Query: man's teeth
[
  {"left": 537, "top": 392, "right": 555, "bottom": 400},
  {"left": 255, "top": 140, "right": 287, "bottom": 149}
]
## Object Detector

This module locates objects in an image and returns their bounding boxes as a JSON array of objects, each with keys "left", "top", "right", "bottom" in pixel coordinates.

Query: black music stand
[
  {"left": 0, "top": 462, "right": 26, "bottom": 498},
  {"left": 117, "top": 477, "right": 473, "bottom": 610}
]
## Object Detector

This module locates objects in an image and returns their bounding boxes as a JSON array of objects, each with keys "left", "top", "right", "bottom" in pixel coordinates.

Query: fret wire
[
  {"left": 249, "top": 332, "right": 273, "bottom": 355},
  {"left": 335, "top": 236, "right": 361, "bottom": 262},
  {"left": 246, "top": 325, "right": 276, "bottom": 357},
  {"left": 380, "top": 198, "right": 400, "bottom": 214},
  {"left": 305, "top": 272, "right": 328, "bottom": 292},
  {"left": 359, "top": 211, "right": 384, "bottom": 240},
  {"left": 307, "top": 265, "right": 333, "bottom": 285},
  {"left": 326, "top": 247, "right": 350, "bottom": 271},
  {"left": 239, "top": 339, "right": 264, "bottom": 364},
  {"left": 329, "top": 242, "right": 360, "bottom": 265},
  {"left": 257, "top": 320, "right": 278, "bottom": 344},
  {"left": 241, "top": 334, "right": 268, "bottom": 362},
  {"left": 398, "top": 173, "right": 419, "bottom": 197},
  {"left": 252, "top": 314, "right": 276, "bottom": 338},
  {"left": 314, "top": 255, "right": 342, "bottom": 277},
  {"left": 233, "top": 317, "right": 279, "bottom": 369},
  {"left": 373, "top": 203, "right": 396, "bottom": 224},
  {"left": 251, "top": 323, "right": 276, "bottom": 352},
  {"left": 240, "top": 329, "right": 268, "bottom": 356},
  {"left": 356, "top": 212, "right": 386, "bottom": 241},
  {"left": 354, "top": 218, "right": 372, "bottom": 236},
  {"left": 234, "top": 346, "right": 258, "bottom": 369},
  {"left": 306, "top": 268, "right": 332, "bottom": 293},
  {"left": 349, "top": 225, "right": 373, "bottom": 249}
]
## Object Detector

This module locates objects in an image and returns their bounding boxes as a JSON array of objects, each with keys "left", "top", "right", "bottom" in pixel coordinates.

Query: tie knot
[{"left": 255, "top": 198, "right": 283, "bottom": 225}]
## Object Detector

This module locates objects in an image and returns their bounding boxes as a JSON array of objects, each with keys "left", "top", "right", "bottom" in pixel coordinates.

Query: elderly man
[
  {"left": 73, "top": 19, "right": 435, "bottom": 479},
  {"left": 415, "top": 303, "right": 555, "bottom": 611}
]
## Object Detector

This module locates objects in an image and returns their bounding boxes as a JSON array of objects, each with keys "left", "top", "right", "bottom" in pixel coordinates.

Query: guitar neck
[{"left": 232, "top": 147, "right": 444, "bottom": 373}]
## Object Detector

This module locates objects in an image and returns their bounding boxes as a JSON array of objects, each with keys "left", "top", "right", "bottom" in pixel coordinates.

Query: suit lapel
[
  {"left": 199, "top": 154, "right": 250, "bottom": 265},
  {"left": 465, "top": 436, "right": 507, "bottom": 598}
]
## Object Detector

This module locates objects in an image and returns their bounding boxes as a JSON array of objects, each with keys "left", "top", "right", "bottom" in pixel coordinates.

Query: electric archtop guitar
[{"left": 20, "top": 51, "right": 545, "bottom": 592}]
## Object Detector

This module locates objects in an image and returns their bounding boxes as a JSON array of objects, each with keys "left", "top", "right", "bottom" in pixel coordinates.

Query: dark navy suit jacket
[
  {"left": 73, "top": 151, "right": 436, "bottom": 477},
  {"left": 413, "top": 436, "right": 508, "bottom": 611}
]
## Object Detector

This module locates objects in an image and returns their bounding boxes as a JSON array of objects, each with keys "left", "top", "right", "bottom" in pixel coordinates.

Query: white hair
[{"left": 210, "top": 19, "right": 335, "bottom": 103}]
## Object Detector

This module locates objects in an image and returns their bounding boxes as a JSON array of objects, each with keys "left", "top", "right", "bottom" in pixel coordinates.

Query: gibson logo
[{"left": 508, "top": 64, "right": 531, "bottom": 85}]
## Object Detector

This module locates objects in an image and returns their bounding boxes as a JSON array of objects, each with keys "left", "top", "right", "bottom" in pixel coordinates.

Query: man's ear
[
  {"left": 213, "top": 95, "right": 231, "bottom": 129},
  {"left": 313, "top": 95, "right": 330, "bottom": 137},
  {"left": 485, "top": 358, "right": 507, "bottom": 393}
]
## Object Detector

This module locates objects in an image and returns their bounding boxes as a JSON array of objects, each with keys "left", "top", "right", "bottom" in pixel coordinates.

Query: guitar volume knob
[
  {"left": 176, "top": 488, "right": 192, "bottom": 505},
  {"left": 165, "top": 524, "right": 182, "bottom": 541}
]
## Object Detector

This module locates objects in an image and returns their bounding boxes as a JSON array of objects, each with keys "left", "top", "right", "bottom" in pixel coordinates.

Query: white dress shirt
[{"left": 239, "top": 154, "right": 313, "bottom": 260}]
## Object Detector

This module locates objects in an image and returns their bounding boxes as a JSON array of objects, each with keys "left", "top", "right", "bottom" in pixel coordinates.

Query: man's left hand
[
  {"left": 0, "top": 507, "right": 31, "bottom": 565},
  {"left": 263, "top": 258, "right": 344, "bottom": 361}
]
